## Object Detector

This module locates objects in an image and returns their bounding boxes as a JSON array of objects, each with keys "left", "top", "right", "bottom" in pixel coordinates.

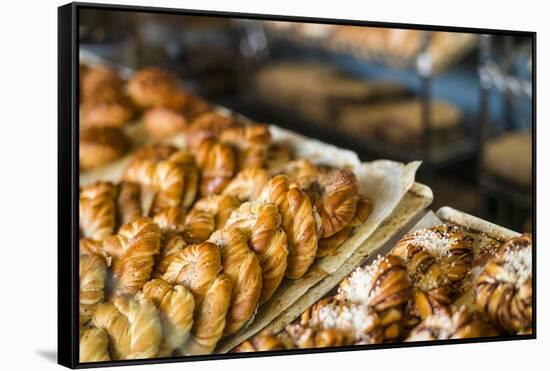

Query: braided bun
[
  {"left": 80, "top": 327, "right": 111, "bottom": 362},
  {"left": 162, "top": 242, "right": 232, "bottom": 354},
  {"left": 139, "top": 278, "right": 195, "bottom": 356},
  {"left": 209, "top": 228, "right": 263, "bottom": 335},
  {"left": 191, "top": 138, "right": 236, "bottom": 196},
  {"left": 260, "top": 175, "right": 318, "bottom": 279},
  {"left": 406, "top": 307, "right": 495, "bottom": 341},
  {"left": 226, "top": 201, "right": 288, "bottom": 303},
  {"left": 103, "top": 217, "right": 161, "bottom": 296},
  {"left": 222, "top": 168, "right": 270, "bottom": 202},
  {"left": 80, "top": 182, "right": 117, "bottom": 241},
  {"left": 92, "top": 296, "right": 162, "bottom": 360},
  {"left": 392, "top": 225, "right": 474, "bottom": 323},
  {"left": 79, "top": 253, "right": 107, "bottom": 326},
  {"left": 219, "top": 124, "right": 272, "bottom": 170},
  {"left": 475, "top": 234, "right": 532, "bottom": 333}
]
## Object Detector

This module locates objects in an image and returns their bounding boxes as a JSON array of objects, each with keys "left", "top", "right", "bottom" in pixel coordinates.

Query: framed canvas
[{"left": 58, "top": 2, "right": 535, "bottom": 368}]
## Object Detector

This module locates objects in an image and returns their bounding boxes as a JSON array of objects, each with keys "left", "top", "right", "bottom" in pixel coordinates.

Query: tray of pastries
[
  {"left": 235, "top": 207, "right": 532, "bottom": 351},
  {"left": 77, "top": 57, "right": 434, "bottom": 361}
]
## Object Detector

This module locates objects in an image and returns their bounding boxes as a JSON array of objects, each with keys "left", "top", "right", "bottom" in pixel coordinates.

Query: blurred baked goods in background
[{"left": 254, "top": 62, "right": 462, "bottom": 145}]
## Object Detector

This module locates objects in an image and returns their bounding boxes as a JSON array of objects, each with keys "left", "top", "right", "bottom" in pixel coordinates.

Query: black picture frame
[{"left": 58, "top": 2, "right": 536, "bottom": 369}]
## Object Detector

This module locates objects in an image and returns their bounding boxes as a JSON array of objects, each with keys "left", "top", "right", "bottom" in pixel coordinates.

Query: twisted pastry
[
  {"left": 475, "top": 234, "right": 532, "bottom": 333},
  {"left": 259, "top": 175, "right": 318, "bottom": 279},
  {"left": 154, "top": 232, "right": 187, "bottom": 278},
  {"left": 80, "top": 253, "right": 108, "bottom": 326},
  {"left": 226, "top": 201, "right": 288, "bottom": 303},
  {"left": 392, "top": 225, "right": 474, "bottom": 323},
  {"left": 131, "top": 143, "right": 178, "bottom": 164},
  {"left": 191, "top": 137, "right": 236, "bottom": 196},
  {"left": 139, "top": 279, "right": 195, "bottom": 356},
  {"left": 222, "top": 168, "right": 270, "bottom": 202},
  {"left": 406, "top": 307, "right": 495, "bottom": 341},
  {"left": 103, "top": 217, "right": 161, "bottom": 297},
  {"left": 297, "top": 168, "right": 359, "bottom": 238},
  {"left": 153, "top": 207, "right": 187, "bottom": 234},
  {"left": 80, "top": 182, "right": 117, "bottom": 241},
  {"left": 80, "top": 327, "right": 111, "bottom": 362},
  {"left": 162, "top": 242, "right": 232, "bottom": 354},
  {"left": 123, "top": 150, "right": 199, "bottom": 214},
  {"left": 183, "top": 195, "right": 240, "bottom": 243},
  {"left": 116, "top": 181, "right": 143, "bottom": 226},
  {"left": 209, "top": 228, "right": 263, "bottom": 335},
  {"left": 219, "top": 124, "right": 272, "bottom": 169},
  {"left": 337, "top": 255, "right": 412, "bottom": 341},
  {"left": 92, "top": 296, "right": 162, "bottom": 360},
  {"left": 126, "top": 67, "right": 187, "bottom": 110},
  {"left": 317, "top": 195, "right": 372, "bottom": 257}
]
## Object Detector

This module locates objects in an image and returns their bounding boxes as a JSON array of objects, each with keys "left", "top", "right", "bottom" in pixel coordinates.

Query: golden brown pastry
[
  {"left": 183, "top": 195, "right": 240, "bottom": 243},
  {"left": 209, "top": 228, "right": 263, "bottom": 335},
  {"left": 103, "top": 217, "right": 161, "bottom": 297},
  {"left": 191, "top": 137, "right": 236, "bottom": 196},
  {"left": 126, "top": 67, "right": 187, "bottom": 110},
  {"left": 475, "top": 234, "right": 532, "bottom": 333},
  {"left": 297, "top": 168, "right": 359, "bottom": 238},
  {"left": 226, "top": 201, "right": 288, "bottom": 303},
  {"left": 79, "top": 327, "right": 111, "bottom": 362},
  {"left": 299, "top": 297, "right": 382, "bottom": 345},
  {"left": 337, "top": 255, "right": 412, "bottom": 341},
  {"left": 283, "top": 324, "right": 356, "bottom": 348},
  {"left": 162, "top": 242, "right": 232, "bottom": 354},
  {"left": 316, "top": 195, "right": 372, "bottom": 257},
  {"left": 233, "top": 330, "right": 287, "bottom": 352},
  {"left": 79, "top": 253, "right": 107, "bottom": 326},
  {"left": 116, "top": 181, "right": 142, "bottom": 226},
  {"left": 259, "top": 175, "right": 318, "bottom": 279},
  {"left": 265, "top": 142, "right": 292, "bottom": 171},
  {"left": 222, "top": 168, "right": 270, "bottom": 202},
  {"left": 392, "top": 225, "right": 474, "bottom": 324},
  {"left": 92, "top": 296, "right": 162, "bottom": 360},
  {"left": 130, "top": 143, "right": 178, "bottom": 164},
  {"left": 185, "top": 274, "right": 232, "bottom": 355},
  {"left": 154, "top": 231, "right": 188, "bottom": 278},
  {"left": 185, "top": 111, "right": 240, "bottom": 143},
  {"left": 143, "top": 107, "right": 188, "bottom": 139},
  {"left": 81, "top": 91, "right": 134, "bottom": 129},
  {"left": 406, "top": 307, "right": 495, "bottom": 341},
  {"left": 80, "top": 127, "right": 130, "bottom": 170},
  {"left": 81, "top": 65, "right": 124, "bottom": 101},
  {"left": 123, "top": 150, "right": 199, "bottom": 214},
  {"left": 153, "top": 207, "right": 187, "bottom": 234},
  {"left": 79, "top": 182, "right": 117, "bottom": 241},
  {"left": 219, "top": 124, "right": 272, "bottom": 169},
  {"left": 139, "top": 278, "right": 195, "bottom": 356}
]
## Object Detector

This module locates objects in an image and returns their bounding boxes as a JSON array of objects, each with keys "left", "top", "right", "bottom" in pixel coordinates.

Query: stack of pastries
[
  {"left": 78, "top": 70, "right": 375, "bottom": 361},
  {"left": 236, "top": 227, "right": 532, "bottom": 352}
]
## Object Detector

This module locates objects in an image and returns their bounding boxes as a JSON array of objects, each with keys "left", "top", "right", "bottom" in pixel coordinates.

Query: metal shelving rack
[
  {"left": 233, "top": 22, "right": 481, "bottom": 171},
  {"left": 478, "top": 34, "right": 533, "bottom": 229}
]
